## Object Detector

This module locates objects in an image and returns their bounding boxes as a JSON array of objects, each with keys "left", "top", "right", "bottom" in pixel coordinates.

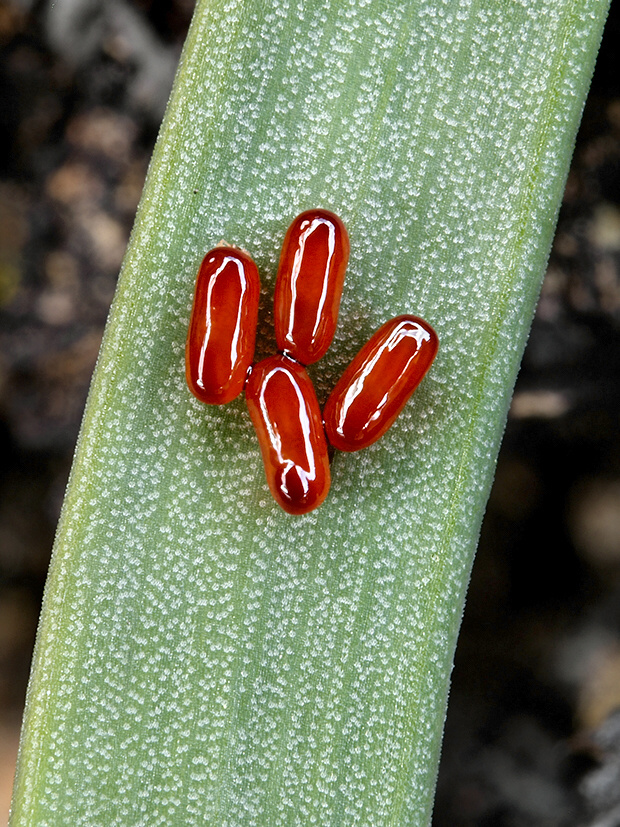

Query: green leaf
[{"left": 11, "top": 1, "right": 609, "bottom": 824}]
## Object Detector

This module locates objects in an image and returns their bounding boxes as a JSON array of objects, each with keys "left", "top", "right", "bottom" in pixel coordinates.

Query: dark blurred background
[{"left": 0, "top": 1, "right": 618, "bottom": 825}]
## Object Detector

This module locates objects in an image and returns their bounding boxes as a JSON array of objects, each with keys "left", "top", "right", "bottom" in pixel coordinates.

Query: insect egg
[
  {"left": 274, "top": 209, "right": 349, "bottom": 366},
  {"left": 185, "top": 246, "right": 260, "bottom": 405},
  {"left": 323, "top": 315, "right": 439, "bottom": 452},
  {"left": 245, "top": 354, "right": 331, "bottom": 515}
]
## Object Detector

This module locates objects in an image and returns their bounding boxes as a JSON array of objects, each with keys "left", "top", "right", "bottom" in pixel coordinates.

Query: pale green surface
[{"left": 11, "top": 1, "right": 608, "bottom": 825}]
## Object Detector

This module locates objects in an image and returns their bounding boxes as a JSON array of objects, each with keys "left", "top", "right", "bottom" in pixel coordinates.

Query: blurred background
[{"left": 0, "top": 1, "right": 618, "bottom": 825}]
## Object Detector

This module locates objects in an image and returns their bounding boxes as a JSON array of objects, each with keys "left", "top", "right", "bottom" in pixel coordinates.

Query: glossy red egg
[
  {"left": 274, "top": 209, "right": 349, "bottom": 365},
  {"left": 245, "top": 354, "right": 331, "bottom": 515},
  {"left": 323, "top": 315, "right": 439, "bottom": 452},
  {"left": 186, "top": 246, "right": 260, "bottom": 405}
]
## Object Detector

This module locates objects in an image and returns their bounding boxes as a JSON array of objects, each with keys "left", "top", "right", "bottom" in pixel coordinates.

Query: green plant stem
[{"left": 11, "top": 1, "right": 609, "bottom": 825}]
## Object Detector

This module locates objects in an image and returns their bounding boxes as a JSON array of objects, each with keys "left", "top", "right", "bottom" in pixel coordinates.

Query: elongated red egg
[
  {"left": 186, "top": 246, "right": 260, "bottom": 405},
  {"left": 274, "top": 209, "right": 349, "bottom": 365},
  {"left": 323, "top": 315, "right": 439, "bottom": 452},
  {"left": 245, "top": 354, "right": 331, "bottom": 515}
]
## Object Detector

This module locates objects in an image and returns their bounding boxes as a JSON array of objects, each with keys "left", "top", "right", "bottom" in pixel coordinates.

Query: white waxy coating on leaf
[{"left": 12, "top": 0, "right": 608, "bottom": 825}]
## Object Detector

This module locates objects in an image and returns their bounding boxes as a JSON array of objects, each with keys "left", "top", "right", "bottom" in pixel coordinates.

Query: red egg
[
  {"left": 186, "top": 246, "right": 260, "bottom": 405},
  {"left": 245, "top": 354, "right": 331, "bottom": 515},
  {"left": 274, "top": 209, "right": 349, "bottom": 365},
  {"left": 323, "top": 315, "right": 439, "bottom": 452}
]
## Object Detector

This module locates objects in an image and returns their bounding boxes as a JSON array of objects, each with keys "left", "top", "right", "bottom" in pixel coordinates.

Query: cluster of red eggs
[{"left": 185, "top": 209, "right": 439, "bottom": 515}]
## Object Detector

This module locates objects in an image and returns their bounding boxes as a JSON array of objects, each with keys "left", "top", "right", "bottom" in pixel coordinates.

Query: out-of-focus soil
[{"left": 0, "top": 2, "right": 619, "bottom": 825}]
